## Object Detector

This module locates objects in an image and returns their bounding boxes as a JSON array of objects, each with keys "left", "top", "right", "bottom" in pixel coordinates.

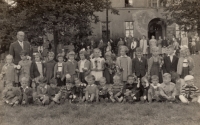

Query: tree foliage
[
  {"left": 162, "top": 0, "right": 200, "bottom": 32},
  {"left": 0, "top": 0, "right": 118, "bottom": 48}
]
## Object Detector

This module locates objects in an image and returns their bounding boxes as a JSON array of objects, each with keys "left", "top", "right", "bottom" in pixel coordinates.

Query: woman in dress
[
  {"left": 194, "top": 33, "right": 200, "bottom": 54},
  {"left": 117, "top": 38, "right": 124, "bottom": 56},
  {"left": 140, "top": 35, "right": 148, "bottom": 57},
  {"left": 149, "top": 36, "right": 157, "bottom": 55},
  {"left": 157, "top": 36, "right": 163, "bottom": 56}
]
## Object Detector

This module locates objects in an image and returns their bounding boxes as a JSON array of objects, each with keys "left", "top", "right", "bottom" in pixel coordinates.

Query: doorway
[{"left": 148, "top": 18, "right": 166, "bottom": 40}]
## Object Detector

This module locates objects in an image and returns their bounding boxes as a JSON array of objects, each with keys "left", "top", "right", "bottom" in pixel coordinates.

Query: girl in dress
[
  {"left": 157, "top": 36, "right": 163, "bottom": 56},
  {"left": 103, "top": 52, "right": 117, "bottom": 84},
  {"left": 148, "top": 47, "right": 163, "bottom": 83},
  {"left": 116, "top": 46, "right": 132, "bottom": 83},
  {"left": 140, "top": 35, "right": 148, "bottom": 57},
  {"left": 194, "top": 33, "right": 200, "bottom": 54},
  {"left": 117, "top": 38, "right": 124, "bottom": 56},
  {"left": 18, "top": 50, "right": 32, "bottom": 85},
  {"left": 106, "top": 42, "right": 112, "bottom": 53},
  {"left": 90, "top": 48, "right": 105, "bottom": 84},
  {"left": 177, "top": 46, "right": 194, "bottom": 78},
  {"left": 149, "top": 36, "right": 157, "bottom": 55},
  {"left": 44, "top": 52, "right": 56, "bottom": 84}
]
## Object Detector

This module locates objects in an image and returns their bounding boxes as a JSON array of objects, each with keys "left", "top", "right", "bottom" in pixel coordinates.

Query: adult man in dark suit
[
  {"left": 9, "top": 31, "right": 31, "bottom": 64},
  {"left": 162, "top": 45, "right": 179, "bottom": 74},
  {"left": 132, "top": 47, "right": 148, "bottom": 78}
]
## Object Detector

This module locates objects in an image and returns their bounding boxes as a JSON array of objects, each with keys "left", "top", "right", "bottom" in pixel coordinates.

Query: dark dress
[
  {"left": 150, "top": 61, "right": 163, "bottom": 83},
  {"left": 103, "top": 61, "right": 116, "bottom": 84},
  {"left": 45, "top": 60, "right": 56, "bottom": 84}
]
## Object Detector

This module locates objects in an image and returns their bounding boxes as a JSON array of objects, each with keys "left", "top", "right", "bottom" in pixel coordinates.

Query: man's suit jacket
[
  {"left": 9, "top": 41, "right": 31, "bottom": 64},
  {"left": 132, "top": 57, "right": 148, "bottom": 77},
  {"left": 163, "top": 55, "right": 179, "bottom": 74}
]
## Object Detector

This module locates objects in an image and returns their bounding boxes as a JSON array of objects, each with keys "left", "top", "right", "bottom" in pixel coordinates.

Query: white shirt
[
  {"left": 183, "top": 59, "right": 189, "bottom": 67},
  {"left": 36, "top": 62, "right": 43, "bottom": 76},
  {"left": 58, "top": 63, "right": 63, "bottom": 72},
  {"left": 131, "top": 41, "right": 137, "bottom": 49},
  {"left": 79, "top": 59, "right": 86, "bottom": 72},
  {"left": 18, "top": 40, "right": 24, "bottom": 49},
  {"left": 169, "top": 55, "right": 173, "bottom": 62}
]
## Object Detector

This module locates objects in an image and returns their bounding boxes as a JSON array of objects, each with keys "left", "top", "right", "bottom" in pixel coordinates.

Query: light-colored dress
[
  {"left": 149, "top": 39, "right": 157, "bottom": 53},
  {"left": 181, "top": 37, "right": 188, "bottom": 47},
  {"left": 1, "top": 63, "right": 16, "bottom": 86},
  {"left": 117, "top": 40, "right": 124, "bottom": 56},
  {"left": 157, "top": 39, "right": 162, "bottom": 54},
  {"left": 140, "top": 39, "right": 148, "bottom": 54},
  {"left": 90, "top": 57, "right": 105, "bottom": 81},
  {"left": 116, "top": 55, "right": 132, "bottom": 82},
  {"left": 18, "top": 60, "right": 32, "bottom": 82}
]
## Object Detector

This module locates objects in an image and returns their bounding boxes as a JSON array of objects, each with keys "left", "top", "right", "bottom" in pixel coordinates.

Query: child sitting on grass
[
  {"left": 20, "top": 77, "right": 33, "bottom": 105},
  {"left": 32, "top": 77, "right": 50, "bottom": 105},
  {"left": 98, "top": 77, "right": 110, "bottom": 102},
  {"left": 47, "top": 78, "right": 60, "bottom": 104},
  {"left": 108, "top": 75, "right": 124, "bottom": 103},
  {"left": 74, "top": 77, "right": 87, "bottom": 102},
  {"left": 179, "top": 75, "right": 200, "bottom": 104},
  {"left": 123, "top": 75, "right": 140, "bottom": 103},
  {"left": 2, "top": 82, "right": 21, "bottom": 106},
  {"left": 148, "top": 75, "right": 160, "bottom": 103},
  {"left": 159, "top": 73, "right": 176, "bottom": 102},
  {"left": 140, "top": 76, "right": 150, "bottom": 102},
  {"left": 85, "top": 75, "right": 99, "bottom": 103}
]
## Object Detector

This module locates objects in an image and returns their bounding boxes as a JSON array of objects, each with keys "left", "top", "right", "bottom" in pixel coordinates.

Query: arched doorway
[{"left": 148, "top": 18, "right": 166, "bottom": 39}]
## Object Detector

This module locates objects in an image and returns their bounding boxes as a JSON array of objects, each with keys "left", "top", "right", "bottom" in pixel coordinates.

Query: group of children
[{"left": 1, "top": 44, "right": 200, "bottom": 106}]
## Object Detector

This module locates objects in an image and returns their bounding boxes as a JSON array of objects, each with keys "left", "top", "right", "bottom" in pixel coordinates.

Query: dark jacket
[
  {"left": 132, "top": 57, "right": 148, "bottom": 77},
  {"left": 30, "top": 61, "right": 45, "bottom": 79},
  {"left": 162, "top": 55, "right": 179, "bottom": 74},
  {"left": 9, "top": 41, "right": 31, "bottom": 64}
]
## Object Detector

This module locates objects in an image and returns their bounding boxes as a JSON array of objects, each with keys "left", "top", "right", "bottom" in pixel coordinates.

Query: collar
[
  {"left": 120, "top": 55, "right": 127, "bottom": 57},
  {"left": 18, "top": 40, "right": 23, "bottom": 43},
  {"left": 81, "top": 59, "right": 86, "bottom": 62},
  {"left": 36, "top": 61, "right": 42, "bottom": 64},
  {"left": 88, "top": 84, "right": 95, "bottom": 87},
  {"left": 21, "top": 86, "right": 29, "bottom": 90}
]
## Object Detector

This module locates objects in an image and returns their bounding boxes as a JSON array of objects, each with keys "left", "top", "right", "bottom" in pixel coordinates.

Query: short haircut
[
  {"left": 35, "top": 53, "right": 42, "bottom": 59},
  {"left": 99, "top": 77, "right": 106, "bottom": 82},
  {"left": 141, "top": 76, "right": 148, "bottom": 83},
  {"left": 119, "top": 45, "right": 129, "bottom": 53},
  {"left": 38, "top": 77, "right": 47, "bottom": 84},
  {"left": 20, "top": 50, "right": 28, "bottom": 56},
  {"left": 56, "top": 53, "right": 63, "bottom": 59},
  {"left": 163, "top": 73, "right": 171, "bottom": 78},
  {"left": 151, "top": 75, "right": 159, "bottom": 81},
  {"left": 127, "top": 75, "right": 134, "bottom": 79},
  {"left": 136, "top": 47, "right": 143, "bottom": 53},
  {"left": 49, "top": 78, "right": 57, "bottom": 85},
  {"left": 86, "top": 75, "right": 95, "bottom": 81},
  {"left": 151, "top": 46, "right": 159, "bottom": 52},
  {"left": 48, "top": 52, "right": 55, "bottom": 57},
  {"left": 93, "top": 48, "right": 101, "bottom": 53},
  {"left": 79, "top": 50, "right": 88, "bottom": 57},
  {"left": 171, "top": 71, "right": 180, "bottom": 81},
  {"left": 21, "top": 77, "right": 29, "bottom": 83},
  {"left": 113, "top": 75, "right": 121, "bottom": 80},
  {"left": 6, "top": 54, "right": 13, "bottom": 59}
]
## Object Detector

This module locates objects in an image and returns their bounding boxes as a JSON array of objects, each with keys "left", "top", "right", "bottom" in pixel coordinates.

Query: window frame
[{"left": 125, "top": 21, "right": 134, "bottom": 37}]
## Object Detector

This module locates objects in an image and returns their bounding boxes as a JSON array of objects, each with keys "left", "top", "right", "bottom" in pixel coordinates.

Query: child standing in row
[
  {"left": 64, "top": 51, "right": 78, "bottom": 83},
  {"left": 90, "top": 48, "right": 105, "bottom": 84},
  {"left": 78, "top": 50, "right": 90, "bottom": 83},
  {"left": 54, "top": 53, "right": 65, "bottom": 86},
  {"left": 116, "top": 46, "right": 132, "bottom": 83},
  {"left": 0, "top": 55, "right": 16, "bottom": 87},
  {"left": 18, "top": 50, "right": 32, "bottom": 85},
  {"left": 45, "top": 52, "right": 56, "bottom": 84}
]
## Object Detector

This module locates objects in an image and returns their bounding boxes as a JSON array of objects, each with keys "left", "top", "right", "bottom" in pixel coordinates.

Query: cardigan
[
  {"left": 78, "top": 59, "right": 91, "bottom": 75},
  {"left": 30, "top": 61, "right": 45, "bottom": 79}
]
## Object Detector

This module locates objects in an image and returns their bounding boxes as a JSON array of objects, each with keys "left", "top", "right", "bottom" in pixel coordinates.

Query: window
[
  {"left": 125, "top": 22, "right": 134, "bottom": 37},
  {"left": 149, "top": 0, "right": 160, "bottom": 8},
  {"left": 125, "top": 0, "right": 133, "bottom": 7}
]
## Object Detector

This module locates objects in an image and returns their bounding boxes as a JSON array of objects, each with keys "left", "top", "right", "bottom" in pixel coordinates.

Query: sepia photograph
[{"left": 0, "top": 0, "right": 200, "bottom": 125}]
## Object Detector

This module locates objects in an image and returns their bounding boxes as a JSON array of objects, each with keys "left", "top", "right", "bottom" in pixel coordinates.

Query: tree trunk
[{"left": 53, "top": 30, "right": 58, "bottom": 60}]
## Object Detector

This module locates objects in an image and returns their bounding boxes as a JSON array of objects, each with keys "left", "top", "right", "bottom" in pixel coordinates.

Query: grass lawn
[{"left": 0, "top": 55, "right": 200, "bottom": 125}]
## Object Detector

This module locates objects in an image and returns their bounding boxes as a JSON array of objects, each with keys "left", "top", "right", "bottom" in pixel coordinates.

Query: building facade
[{"left": 91, "top": 0, "right": 177, "bottom": 41}]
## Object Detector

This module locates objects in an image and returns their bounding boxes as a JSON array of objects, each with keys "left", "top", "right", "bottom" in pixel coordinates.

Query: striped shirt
[
  {"left": 181, "top": 84, "right": 199, "bottom": 100},
  {"left": 110, "top": 83, "right": 124, "bottom": 95}
]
